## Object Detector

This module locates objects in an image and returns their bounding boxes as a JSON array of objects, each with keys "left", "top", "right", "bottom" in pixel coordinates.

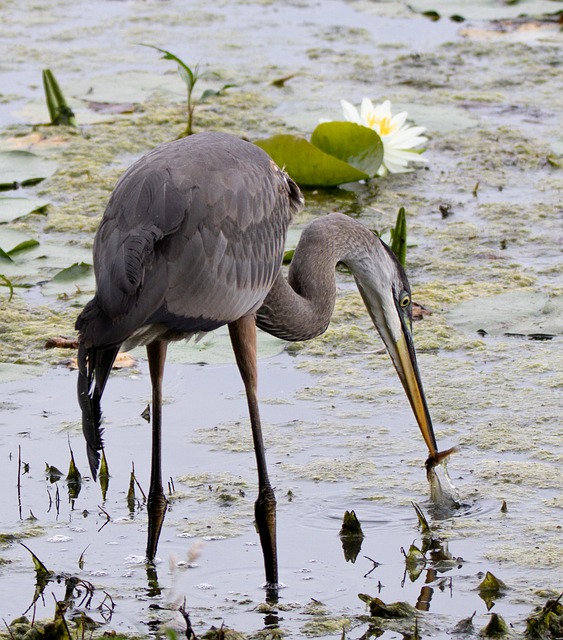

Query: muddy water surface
[{"left": 0, "top": 0, "right": 562, "bottom": 637}]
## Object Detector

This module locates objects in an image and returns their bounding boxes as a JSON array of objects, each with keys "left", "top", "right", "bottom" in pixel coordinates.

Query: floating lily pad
[
  {"left": 0, "top": 227, "right": 34, "bottom": 255},
  {"left": 447, "top": 291, "right": 563, "bottom": 337},
  {"left": 41, "top": 261, "right": 95, "bottom": 298},
  {"left": 0, "top": 230, "right": 93, "bottom": 290},
  {"left": 0, "top": 227, "right": 39, "bottom": 262},
  {"left": 0, "top": 363, "right": 45, "bottom": 382},
  {"left": 406, "top": 104, "right": 479, "bottom": 134},
  {"left": 71, "top": 71, "right": 185, "bottom": 104},
  {"left": 14, "top": 100, "right": 124, "bottom": 126},
  {"left": 50, "top": 262, "right": 92, "bottom": 282},
  {"left": 0, "top": 197, "right": 49, "bottom": 223},
  {"left": 310, "top": 122, "right": 383, "bottom": 177},
  {"left": 255, "top": 134, "right": 369, "bottom": 187},
  {"left": 409, "top": 0, "right": 559, "bottom": 21},
  {"left": 0, "top": 151, "right": 57, "bottom": 190},
  {"left": 132, "top": 325, "right": 286, "bottom": 365}
]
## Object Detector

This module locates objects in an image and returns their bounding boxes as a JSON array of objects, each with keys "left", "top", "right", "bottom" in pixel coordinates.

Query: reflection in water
[
  {"left": 390, "top": 504, "right": 463, "bottom": 615},
  {"left": 99, "top": 460, "right": 110, "bottom": 502},
  {"left": 263, "top": 584, "right": 280, "bottom": 628},
  {"left": 263, "top": 609, "right": 280, "bottom": 629},
  {"left": 67, "top": 479, "right": 81, "bottom": 503},
  {"left": 414, "top": 534, "right": 460, "bottom": 613},
  {"left": 19, "top": 542, "right": 116, "bottom": 627},
  {"left": 145, "top": 563, "right": 162, "bottom": 597},
  {"left": 401, "top": 543, "right": 426, "bottom": 583},
  {"left": 416, "top": 584, "right": 433, "bottom": 612},
  {"left": 66, "top": 446, "right": 82, "bottom": 504},
  {"left": 46, "top": 484, "right": 61, "bottom": 518},
  {"left": 341, "top": 534, "right": 364, "bottom": 563}
]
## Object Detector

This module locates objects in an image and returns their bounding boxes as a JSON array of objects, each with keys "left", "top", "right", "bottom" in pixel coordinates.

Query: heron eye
[{"left": 400, "top": 293, "right": 411, "bottom": 308}]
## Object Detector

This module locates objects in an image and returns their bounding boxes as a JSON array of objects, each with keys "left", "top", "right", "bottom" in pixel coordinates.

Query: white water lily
[{"left": 340, "top": 98, "right": 428, "bottom": 176}]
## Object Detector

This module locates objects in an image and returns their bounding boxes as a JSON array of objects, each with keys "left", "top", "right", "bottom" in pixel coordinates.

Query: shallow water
[
  {"left": 1, "top": 0, "right": 562, "bottom": 637},
  {"left": 0, "top": 353, "right": 527, "bottom": 637},
  {"left": 1, "top": 341, "right": 561, "bottom": 636}
]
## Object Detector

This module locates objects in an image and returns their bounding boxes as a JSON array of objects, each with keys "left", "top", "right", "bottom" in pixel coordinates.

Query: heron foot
[
  {"left": 255, "top": 485, "right": 278, "bottom": 587},
  {"left": 146, "top": 490, "right": 168, "bottom": 562}
]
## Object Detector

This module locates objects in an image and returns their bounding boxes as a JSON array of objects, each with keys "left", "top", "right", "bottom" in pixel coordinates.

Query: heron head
[{"left": 353, "top": 238, "right": 439, "bottom": 461}]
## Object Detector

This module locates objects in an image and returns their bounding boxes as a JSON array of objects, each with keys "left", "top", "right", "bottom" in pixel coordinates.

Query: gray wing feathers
[{"left": 81, "top": 133, "right": 302, "bottom": 346}]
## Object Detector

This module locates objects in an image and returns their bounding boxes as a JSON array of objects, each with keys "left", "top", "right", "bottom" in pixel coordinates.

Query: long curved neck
[{"left": 255, "top": 213, "right": 382, "bottom": 341}]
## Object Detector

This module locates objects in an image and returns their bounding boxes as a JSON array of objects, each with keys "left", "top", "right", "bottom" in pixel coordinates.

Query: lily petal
[{"left": 341, "top": 100, "right": 361, "bottom": 124}]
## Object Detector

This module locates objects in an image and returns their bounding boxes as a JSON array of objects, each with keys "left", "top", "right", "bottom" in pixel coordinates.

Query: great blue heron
[{"left": 76, "top": 131, "right": 446, "bottom": 588}]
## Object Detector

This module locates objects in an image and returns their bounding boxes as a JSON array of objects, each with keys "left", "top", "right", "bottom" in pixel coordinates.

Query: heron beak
[
  {"left": 355, "top": 277, "right": 455, "bottom": 468},
  {"left": 393, "top": 331, "right": 438, "bottom": 459}
]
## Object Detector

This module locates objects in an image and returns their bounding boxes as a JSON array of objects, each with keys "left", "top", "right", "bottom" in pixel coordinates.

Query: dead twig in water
[
  {"left": 131, "top": 462, "right": 147, "bottom": 501},
  {"left": 51, "top": 593, "right": 72, "bottom": 639},
  {"left": 55, "top": 484, "right": 60, "bottom": 517},
  {"left": 363, "top": 555, "right": 381, "bottom": 578},
  {"left": 179, "top": 597, "right": 198, "bottom": 639},
  {"left": 97, "top": 505, "right": 111, "bottom": 532},
  {"left": 44, "top": 336, "right": 79, "bottom": 349},
  {"left": 17, "top": 445, "right": 23, "bottom": 520},
  {"left": 2, "top": 619, "right": 16, "bottom": 640}
]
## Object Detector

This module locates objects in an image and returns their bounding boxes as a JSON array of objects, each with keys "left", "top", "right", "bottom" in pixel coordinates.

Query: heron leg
[
  {"left": 145, "top": 340, "right": 168, "bottom": 563},
  {"left": 229, "top": 316, "right": 278, "bottom": 588}
]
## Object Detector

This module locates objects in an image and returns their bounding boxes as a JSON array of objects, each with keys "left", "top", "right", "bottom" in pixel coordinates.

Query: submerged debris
[
  {"left": 451, "top": 611, "right": 476, "bottom": 634},
  {"left": 45, "top": 463, "right": 63, "bottom": 484},
  {"left": 199, "top": 624, "right": 246, "bottom": 639},
  {"left": 412, "top": 501, "right": 431, "bottom": 535},
  {"left": 20, "top": 542, "right": 53, "bottom": 611},
  {"left": 44, "top": 336, "right": 78, "bottom": 349},
  {"left": 481, "top": 612, "right": 509, "bottom": 637},
  {"left": 402, "top": 543, "right": 427, "bottom": 582},
  {"left": 478, "top": 571, "right": 508, "bottom": 610},
  {"left": 525, "top": 594, "right": 563, "bottom": 640},
  {"left": 339, "top": 510, "right": 364, "bottom": 538},
  {"left": 339, "top": 510, "right": 365, "bottom": 563},
  {"left": 359, "top": 593, "right": 418, "bottom": 619}
]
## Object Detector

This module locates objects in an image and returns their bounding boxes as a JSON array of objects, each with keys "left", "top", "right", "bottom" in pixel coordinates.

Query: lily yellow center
[{"left": 366, "top": 114, "right": 395, "bottom": 136}]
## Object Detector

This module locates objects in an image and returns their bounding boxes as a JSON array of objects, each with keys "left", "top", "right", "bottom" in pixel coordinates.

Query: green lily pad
[
  {"left": 0, "top": 229, "right": 93, "bottom": 290},
  {"left": 0, "top": 228, "right": 32, "bottom": 256},
  {"left": 41, "top": 261, "right": 95, "bottom": 298},
  {"left": 0, "top": 197, "right": 49, "bottom": 223},
  {"left": 255, "top": 134, "right": 370, "bottom": 187},
  {"left": 50, "top": 262, "right": 92, "bottom": 282},
  {"left": 310, "top": 122, "right": 383, "bottom": 177},
  {"left": 0, "top": 151, "right": 58, "bottom": 190},
  {"left": 0, "top": 227, "right": 39, "bottom": 262}
]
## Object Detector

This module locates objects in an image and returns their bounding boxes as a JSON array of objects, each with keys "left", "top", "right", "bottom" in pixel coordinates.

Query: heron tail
[{"left": 77, "top": 342, "right": 119, "bottom": 480}]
